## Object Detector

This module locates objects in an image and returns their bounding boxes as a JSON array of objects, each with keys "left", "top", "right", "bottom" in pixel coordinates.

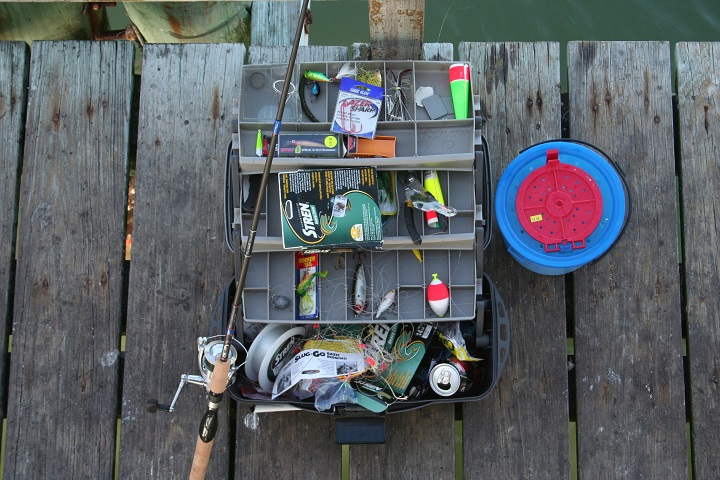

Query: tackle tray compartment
[{"left": 230, "top": 162, "right": 484, "bottom": 324}]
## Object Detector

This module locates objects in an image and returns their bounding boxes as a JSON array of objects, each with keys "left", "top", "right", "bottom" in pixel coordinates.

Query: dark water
[
  {"left": 312, "top": 0, "right": 720, "bottom": 46},
  {"left": 310, "top": 0, "right": 720, "bottom": 87},
  {"left": 97, "top": 0, "right": 718, "bottom": 86}
]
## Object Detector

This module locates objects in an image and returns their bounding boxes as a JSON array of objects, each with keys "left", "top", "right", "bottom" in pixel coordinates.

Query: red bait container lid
[
  {"left": 495, "top": 140, "right": 629, "bottom": 275},
  {"left": 515, "top": 148, "right": 603, "bottom": 253}
]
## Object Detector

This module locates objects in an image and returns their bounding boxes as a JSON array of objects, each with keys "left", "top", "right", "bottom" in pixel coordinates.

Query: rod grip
[
  {"left": 189, "top": 436, "right": 214, "bottom": 480},
  {"left": 209, "top": 358, "right": 231, "bottom": 394}
]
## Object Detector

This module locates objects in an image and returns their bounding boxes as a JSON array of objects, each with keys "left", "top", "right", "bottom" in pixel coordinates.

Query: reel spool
[{"left": 197, "top": 335, "right": 247, "bottom": 388}]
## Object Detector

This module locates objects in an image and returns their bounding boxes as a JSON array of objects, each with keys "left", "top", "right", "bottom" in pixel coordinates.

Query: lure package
[
  {"left": 355, "top": 323, "right": 437, "bottom": 399},
  {"left": 279, "top": 167, "right": 384, "bottom": 251},
  {"left": 276, "top": 133, "right": 346, "bottom": 158},
  {"left": 331, "top": 77, "right": 384, "bottom": 139},
  {"left": 295, "top": 252, "right": 323, "bottom": 320},
  {"left": 346, "top": 135, "right": 397, "bottom": 158}
]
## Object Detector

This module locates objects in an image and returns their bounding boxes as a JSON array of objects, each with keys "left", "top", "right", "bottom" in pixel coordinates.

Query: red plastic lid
[{"left": 515, "top": 149, "right": 603, "bottom": 252}]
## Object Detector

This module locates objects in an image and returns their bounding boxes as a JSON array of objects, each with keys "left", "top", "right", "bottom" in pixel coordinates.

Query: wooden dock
[{"left": 1, "top": 39, "right": 718, "bottom": 479}]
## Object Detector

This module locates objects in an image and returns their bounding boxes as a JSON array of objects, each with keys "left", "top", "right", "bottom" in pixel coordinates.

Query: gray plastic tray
[
  {"left": 234, "top": 169, "right": 478, "bottom": 252},
  {"left": 242, "top": 249, "right": 478, "bottom": 324},
  {"left": 231, "top": 60, "right": 483, "bottom": 324},
  {"left": 233, "top": 60, "right": 481, "bottom": 174}
]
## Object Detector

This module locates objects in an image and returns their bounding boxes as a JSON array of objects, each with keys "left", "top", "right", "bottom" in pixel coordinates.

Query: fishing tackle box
[{"left": 219, "top": 60, "right": 509, "bottom": 442}]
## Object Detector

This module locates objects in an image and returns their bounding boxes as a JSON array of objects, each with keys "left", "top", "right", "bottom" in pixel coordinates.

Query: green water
[
  {"left": 25, "top": 0, "right": 720, "bottom": 86},
  {"left": 11, "top": 0, "right": 720, "bottom": 49},
  {"left": 309, "top": 0, "right": 720, "bottom": 88},
  {"left": 310, "top": 0, "right": 720, "bottom": 47}
]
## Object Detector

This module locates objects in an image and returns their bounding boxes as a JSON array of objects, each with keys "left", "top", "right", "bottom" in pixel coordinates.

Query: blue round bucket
[{"left": 495, "top": 140, "right": 630, "bottom": 275}]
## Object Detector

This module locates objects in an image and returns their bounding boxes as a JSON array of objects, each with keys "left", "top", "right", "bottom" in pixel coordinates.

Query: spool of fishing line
[{"left": 245, "top": 324, "right": 306, "bottom": 391}]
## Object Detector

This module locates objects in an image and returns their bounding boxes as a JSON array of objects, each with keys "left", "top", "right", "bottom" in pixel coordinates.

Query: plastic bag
[
  {"left": 314, "top": 378, "right": 358, "bottom": 411},
  {"left": 436, "top": 322, "right": 480, "bottom": 361}
]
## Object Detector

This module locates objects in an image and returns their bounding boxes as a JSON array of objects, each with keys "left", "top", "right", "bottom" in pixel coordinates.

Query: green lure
[
  {"left": 304, "top": 70, "right": 332, "bottom": 83},
  {"left": 296, "top": 270, "right": 328, "bottom": 297}
]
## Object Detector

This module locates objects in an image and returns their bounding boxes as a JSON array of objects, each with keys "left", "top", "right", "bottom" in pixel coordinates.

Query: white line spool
[{"left": 245, "top": 324, "right": 306, "bottom": 391}]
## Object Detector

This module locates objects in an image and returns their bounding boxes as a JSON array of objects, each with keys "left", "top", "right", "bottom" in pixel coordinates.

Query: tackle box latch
[{"left": 334, "top": 407, "right": 386, "bottom": 444}]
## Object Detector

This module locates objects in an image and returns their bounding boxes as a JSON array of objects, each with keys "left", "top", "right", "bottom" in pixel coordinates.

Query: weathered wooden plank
[
  {"left": 251, "top": 1, "right": 309, "bottom": 47},
  {"left": 423, "top": 43, "right": 453, "bottom": 62},
  {"left": 119, "top": 43, "right": 244, "bottom": 479},
  {"left": 351, "top": 43, "right": 457, "bottom": 480},
  {"left": 368, "top": 0, "right": 424, "bottom": 60},
  {"left": 0, "top": 42, "right": 28, "bottom": 420},
  {"left": 568, "top": 41, "right": 687, "bottom": 479},
  {"left": 248, "top": 45, "right": 348, "bottom": 64},
  {"left": 676, "top": 41, "right": 720, "bottom": 480},
  {"left": 5, "top": 41, "right": 133, "bottom": 478},
  {"left": 234, "top": 45, "right": 345, "bottom": 479},
  {"left": 351, "top": 404, "right": 456, "bottom": 479},
  {"left": 459, "top": 42, "right": 569, "bottom": 479}
]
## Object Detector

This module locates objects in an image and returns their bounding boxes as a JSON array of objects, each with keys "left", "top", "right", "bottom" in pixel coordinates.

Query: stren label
[{"left": 279, "top": 168, "right": 383, "bottom": 251}]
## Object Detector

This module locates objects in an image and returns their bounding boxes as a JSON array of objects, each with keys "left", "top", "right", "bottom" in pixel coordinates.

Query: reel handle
[
  {"left": 146, "top": 374, "right": 206, "bottom": 414},
  {"left": 146, "top": 399, "right": 172, "bottom": 413}
]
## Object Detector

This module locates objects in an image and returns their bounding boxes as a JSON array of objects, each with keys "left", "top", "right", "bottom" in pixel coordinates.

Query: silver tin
[{"left": 429, "top": 359, "right": 468, "bottom": 397}]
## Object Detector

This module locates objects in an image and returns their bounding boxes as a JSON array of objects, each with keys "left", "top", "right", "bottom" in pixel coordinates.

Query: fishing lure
[
  {"left": 385, "top": 68, "right": 413, "bottom": 121},
  {"left": 375, "top": 288, "right": 397, "bottom": 319},
  {"left": 296, "top": 270, "right": 328, "bottom": 297},
  {"left": 300, "top": 76, "right": 321, "bottom": 122},
  {"left": 333, "top": 63, "right": 356, "bottom": 81},
  {"left": 352, "top": 262, "right": 368, "bottom": 316},
  {"left": 377, "top": 171, "right": 397, "bottom": 216},
  {"left": 357, "top": 67, "right": 383, "bottom": 87},
  {"left": 304, "top": 70, "right": 332, "bottom": 83},
  {"left": 300, "top": 65, "right": 358, "bottom": 122},
  {"left": 427, "top": 273, "right": 450, "bottom": 317},
  {"left": 303, "top": 64, "right": 367, "bottom": 125},
  {"left": 305, "top": 63, "right": 356, "bottom": 83}
]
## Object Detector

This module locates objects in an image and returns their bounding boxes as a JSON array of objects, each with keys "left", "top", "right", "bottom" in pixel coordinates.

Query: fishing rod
[{"left": 188, "top": 0, "right": 311, "bottom": 477}]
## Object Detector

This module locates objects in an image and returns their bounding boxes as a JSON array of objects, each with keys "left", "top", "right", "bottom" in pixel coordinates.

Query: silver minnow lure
[
  {"left": 352, "top": 262, "right": 367, "bottom": 315},
  {"left": 375, "top": 288, "right": 397, "bottom": 319}
]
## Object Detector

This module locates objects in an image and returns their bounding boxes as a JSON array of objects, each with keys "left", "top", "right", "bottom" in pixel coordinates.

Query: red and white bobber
[{"left": 427, "top": 273, "right": 450, "bottom": 317}]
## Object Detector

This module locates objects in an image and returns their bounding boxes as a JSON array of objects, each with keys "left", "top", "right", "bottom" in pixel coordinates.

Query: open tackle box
[{"left": 220, "top": 60, "right": 509, "bottom": 443}]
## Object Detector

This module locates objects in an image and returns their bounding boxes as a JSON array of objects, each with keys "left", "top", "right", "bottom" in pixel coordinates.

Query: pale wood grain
[
  {"left": 0, "top": 41, "right": 28, "bottom": 421},
  {"left": 676, "top": 41, "right": 720, "bottom": 480},
  {"left": 5, "top": 40, "right": 133, "bottom": 479},
  {"left": 119, "top": 43, "right": 244, "bottom": 479},
  {"left": 459, "top": 41, "right": 569, "bottom": 480},
  {"left": 569, "top": 41, "right": 687, "bottom": 479}
]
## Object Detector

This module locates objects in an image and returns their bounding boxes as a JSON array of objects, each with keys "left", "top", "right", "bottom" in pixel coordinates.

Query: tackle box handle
[
  {"left": 335, "top": 415, "right": 386, "bottom": 444},
  {"left": 485, "top": 273, "right": 510, "bottom": 377}
]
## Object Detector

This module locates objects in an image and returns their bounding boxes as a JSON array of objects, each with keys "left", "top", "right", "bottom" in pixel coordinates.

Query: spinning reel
[{"left": 147, "top": 335, "right": 246, "bottom": 413}]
